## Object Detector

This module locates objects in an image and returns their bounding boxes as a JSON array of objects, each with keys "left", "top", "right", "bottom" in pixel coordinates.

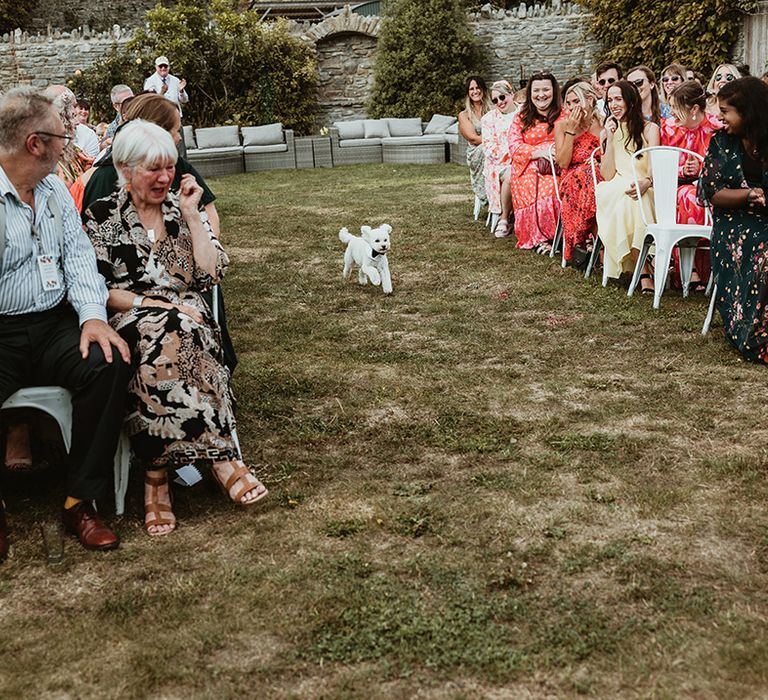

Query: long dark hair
[
  {"left": 718, "top": 77, "right": 768, "bottom": 162},
  {"left": 519, "top": 72, "right": 562, "bottom": 133},
  {"left": 627, "top": 65, "right": 661, "bottom": 124},
  {"left": 606, "top": 80, "right": 646, "bottom": 154}
]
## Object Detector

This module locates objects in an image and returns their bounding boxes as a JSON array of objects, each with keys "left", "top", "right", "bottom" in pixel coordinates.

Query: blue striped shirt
[{"left": 0, "top": 166, "right": 108, "bottom": 324}]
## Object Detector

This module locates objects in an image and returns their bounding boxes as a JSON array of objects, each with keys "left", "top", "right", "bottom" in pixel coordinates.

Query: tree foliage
[
  {"left": 575, "top": 0, "right": 757, "bottom": 76},
  {"left": 0, "top": 0, "right": 34, "bottom": 33},
  {"left": 69, "top": 0, "right": 319, "bottom": 132},
  {"left": 368, "top": 0, "right": 485, "bottom": 120}
]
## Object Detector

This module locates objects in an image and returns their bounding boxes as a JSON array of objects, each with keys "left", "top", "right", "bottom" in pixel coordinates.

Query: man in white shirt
[{"left": 143, "top": 56, "right": 189, "bottom": 115}]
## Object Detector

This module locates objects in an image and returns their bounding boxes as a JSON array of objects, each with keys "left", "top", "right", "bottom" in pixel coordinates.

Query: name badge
[{"left": 37, "top": 254, "right": 61, "bottom": 290}]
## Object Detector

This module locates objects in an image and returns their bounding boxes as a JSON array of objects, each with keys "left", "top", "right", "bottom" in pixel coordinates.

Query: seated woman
[
  {"left": 595, "top": 80, "right": 660, "bottom": 290},
  {"left": 699, "top": 77, "right": 768, "bottom": 363},
  {"left": 555, "top": 81, "right": 603, "bottom": 265},
  {"left": 481, "top": 80, "right": 517, "bottom": 237},
  {"left": 660, "top": 81, "right": 721, "bottom": 290},
  {"left": 458, "top": 75, "right": 492, "bottom": 210},
  {"left": 705, "top": 63, "right": 741, "bottom": 116},
  {"left": 508, "top": 71, "right": 564, "bottom": 252},
  {"left": 83, "top": 121, "right": 267, "bottom": 536},
  {"left": 660, "top": 63, "right": 687, "bottom": 109},
  {"left": 626, "top": 65, "right": 667, "bottom": 122}
]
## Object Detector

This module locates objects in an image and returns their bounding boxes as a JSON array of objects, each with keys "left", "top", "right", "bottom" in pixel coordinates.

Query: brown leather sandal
[
  {"left": 212, "top": 460, "right": 268, "bottom": 506},
  {"left": 144, "top": 470, "right": 176, "bottom": 536}
]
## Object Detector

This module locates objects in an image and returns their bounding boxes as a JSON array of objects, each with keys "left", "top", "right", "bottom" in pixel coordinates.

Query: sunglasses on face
[
  {"left": 661, "top": 76, "right": 682, "bottom": 83},
  {"left": 491, "top": 95, "right": 508, "bottom": 104},
  {"left": 631, "top": 78, "right": 646, "bottom": 87},
  {"left": 598, "top": 77, "right": 616, "bottom": 86},
  {"left": 715, "top": 73, "right": 735, "bottom": 82},
  {"left": 157, "top": 64, "right": 169, "bottom": 69}
]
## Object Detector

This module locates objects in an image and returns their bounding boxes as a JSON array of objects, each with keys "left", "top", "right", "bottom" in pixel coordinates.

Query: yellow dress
[{"left": 595, "top": 124, "right": 655, "bottom": 279}]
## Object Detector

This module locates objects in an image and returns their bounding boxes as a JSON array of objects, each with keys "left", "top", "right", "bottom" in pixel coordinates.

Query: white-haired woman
[
  {"left": 83, "top": 120, "right": 267, "bottom": 536},
  {"left": 481, "top": 79, "right": 517, "bottom": 236},
  {"left": 554, "top": 81, "right": 603, "bottom": 264}
]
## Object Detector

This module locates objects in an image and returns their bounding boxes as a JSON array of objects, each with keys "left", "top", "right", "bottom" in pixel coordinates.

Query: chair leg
[
  {"left": 628, "top": 237, "right": 653, "bottom": 298},
  {"left": 678, "top": 245, "right": 697, "bottom": 298},
  {"left": 473, "top": 196, "right": 483, "bottom": 221},
  {"left": 652, "top": 244, "right": 674, "bottom": 310},
  {"left": 489, "top": 213, "right": 499, "bottom": 233},
  {"left": 705, "top": 270, "right": 714, "bottom": 296},
  {"left": 485, "top": 211, "right": 492, "bottom": 227},
  {"left": 113, "top": 432, "right": 131, "bottom": 516},
  {"left": 550, "top": 218, "right": 563, "bottom": 258},
  {"left": 585, "top": 237, "right": 602, "bottom": 279},
  {"left": 702, "top": 282, "right": 718, "bottom": 335}
]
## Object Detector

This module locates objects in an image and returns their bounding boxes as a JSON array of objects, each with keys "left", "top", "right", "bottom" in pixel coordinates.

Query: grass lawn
[{"left": 2, "top": 163, "right": 768, "bottom": 698}]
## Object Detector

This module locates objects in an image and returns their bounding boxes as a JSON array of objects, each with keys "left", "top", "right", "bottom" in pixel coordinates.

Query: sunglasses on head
[
  {"left": 491, "top": 95, "right": 508, "bottom": 104},
  {"left": 715, "top": 73, "right": 735, "bottom": 82},
  {"left": 598, "top": 77, "right": 616, "bottom": 86},
  {"left": 661, "top": 75, "right": 682, "bottom": 83}
]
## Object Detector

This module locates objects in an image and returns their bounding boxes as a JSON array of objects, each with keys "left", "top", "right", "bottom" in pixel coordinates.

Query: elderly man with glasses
[{"left": 0, "top": 87, "right": 132, "bottom": 563}]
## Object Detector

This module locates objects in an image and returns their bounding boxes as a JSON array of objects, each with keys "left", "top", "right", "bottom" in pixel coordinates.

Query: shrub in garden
[
  {"left": 69, "top": 0, "right": 319, "bottom": 132},
  {"left": 367, "top": 0, "right": 485, "bottom": 120},
  {"left": 575, "top": 0, "right": 756, "bottom": 76}
]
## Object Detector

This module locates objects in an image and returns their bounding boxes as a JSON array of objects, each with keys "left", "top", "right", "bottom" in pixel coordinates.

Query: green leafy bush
[
  {"left": 69, "top": 0, "right": 319, "bottom": 132},
  {"left": 0, "top": 0, "right": 34, "bottom": 33},
  {"left": 368, "top": 0, "right": 485, "bottom": 120},
  {"left": 575, "top": 0, "right": 757, "bottom": 76}
]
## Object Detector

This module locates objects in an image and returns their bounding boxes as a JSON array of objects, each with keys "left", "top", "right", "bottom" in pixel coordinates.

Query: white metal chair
[
  {"left": 585, "top": 147, "right": 607, "bottom": 285},
  {"left": 545, "top": 143, "right": 567, "bottom": 267},
  {"left": 628, "top": 146, "right": 712, "bottom": 309},
  {"left": 1, "top": 387, "right": 132, "bottom": 515}
]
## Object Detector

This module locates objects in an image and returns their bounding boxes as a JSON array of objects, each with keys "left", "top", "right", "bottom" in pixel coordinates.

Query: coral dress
[
  {"left": 660, "top": 113, "right": 721, "bottom": 286},
  {"left": 560, "top": 131, "right": 601, "bottom": 261},
  {"left": 508, "top": 112, "right": 564, "bottom": 249},
  {"left": 595, "top": 124, "right": 655, "bottom": 279},
  {"left": 481, "top": 109, "right": 515, "bottom": 214}
]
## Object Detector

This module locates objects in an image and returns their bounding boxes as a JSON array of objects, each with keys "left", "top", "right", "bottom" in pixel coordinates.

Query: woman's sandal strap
[{"left": 220, "top": 463, "right": 267, "bottom": 504}]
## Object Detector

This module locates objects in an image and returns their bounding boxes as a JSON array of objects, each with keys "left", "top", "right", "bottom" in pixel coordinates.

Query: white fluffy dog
[{"left": 338, "top": 224, "right": 393, "bottom": 294}]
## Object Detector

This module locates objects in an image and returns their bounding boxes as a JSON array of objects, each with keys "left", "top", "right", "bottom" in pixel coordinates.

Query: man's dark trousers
[{"left": 0, "top": 303, "right": 131, "bottom": 499}]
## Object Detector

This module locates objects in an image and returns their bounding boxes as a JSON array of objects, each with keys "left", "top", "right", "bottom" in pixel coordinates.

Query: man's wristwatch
[{"left": 132, "top": 295, "right": 145, "bottom": 308}]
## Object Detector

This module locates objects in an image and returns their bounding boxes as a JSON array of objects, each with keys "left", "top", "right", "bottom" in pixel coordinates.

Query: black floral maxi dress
[
  {"left": 699, "top": 130, "right": 768, "bottom": 364},
  {"left": 84, "top": 188, "right": 237, "bottom": 467}
]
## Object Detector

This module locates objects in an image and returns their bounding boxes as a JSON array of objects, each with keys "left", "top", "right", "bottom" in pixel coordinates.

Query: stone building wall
[{"left": 315, "top": 32, "right": 377, "bottom": 124}]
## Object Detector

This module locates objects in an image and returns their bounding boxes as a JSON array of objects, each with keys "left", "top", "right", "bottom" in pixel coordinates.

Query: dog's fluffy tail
[{"left": 339, "top": 227, "right": 353, "bottom": 244}]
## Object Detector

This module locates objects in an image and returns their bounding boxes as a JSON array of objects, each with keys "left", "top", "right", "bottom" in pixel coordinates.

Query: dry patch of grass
[{"left": 1, "top": 163, "right": 768, "bottom": 698}]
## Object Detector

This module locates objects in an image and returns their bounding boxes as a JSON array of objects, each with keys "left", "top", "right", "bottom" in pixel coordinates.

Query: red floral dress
[
  {"left": 660, "top": 113, "right": 721, "bottom": 287},
  {"left": 560, "top": 131, "right": 601, "bottom": 261},
  {"left": 508, "top": 112, "right": 565, "bottom": 249}
]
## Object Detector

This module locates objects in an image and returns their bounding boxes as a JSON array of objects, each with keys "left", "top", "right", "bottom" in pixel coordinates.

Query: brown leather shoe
[
  {"left": 61, "top": 501, "right": 119, "bottom": 551},
  {"left": 0, "top": 504, "right": 8, "bottom": 563}
]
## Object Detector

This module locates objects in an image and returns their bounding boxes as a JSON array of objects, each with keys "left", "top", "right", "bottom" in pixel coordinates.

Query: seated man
[{"left": 0, "top": 86, "right": 132, "bottom": 563}]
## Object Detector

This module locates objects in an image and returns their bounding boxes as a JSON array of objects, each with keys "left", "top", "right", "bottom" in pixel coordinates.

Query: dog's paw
[{"left": 368, "top": 270, "right": 381, "bottom": 285}]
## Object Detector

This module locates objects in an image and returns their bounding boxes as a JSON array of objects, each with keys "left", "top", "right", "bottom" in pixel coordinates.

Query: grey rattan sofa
[
  {"left": 185, "top": 125, "right": 244, "bottom": 178},
  {"left": 242, "top": 123, "right": 296, "bottom": 172}
]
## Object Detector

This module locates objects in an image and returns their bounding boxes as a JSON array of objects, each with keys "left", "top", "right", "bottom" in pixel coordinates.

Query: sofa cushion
[
  {"left": 445, "top": 121, "right": 459, "bottom": 135},
  {"left": 194, "top": 125, "right": 240, "bottom": 149},
  {"left": 333, "top": 120, "right": 365, "bottom": 140},
  {"left": 186, "top": 146, "right": 243, "bottom": 156},
  {"left": 363, "top": 119, "right": 390, "bottom": 139},
  {"left": 381, "top": 135, "right": 446, "bottom": 146},
  {"left": 339, "top": 137, "right": 382, "bottom": 148},
  {"left": 243, "top": 144, "right": 288, "bottom": 154},
  {"left": 386, "top": 118, "right": 423, "bottom": 137},
  {"left": 182, "top": 125, "right": 196, "bottom": 149},
  {"left": 424, "top": 114, "right": 457, "bottom": 135},
  {"left": 444, "top": 133, "right": 459, "bottom": 144},
  {"left": 242, "top": 123, "right": 284, "bottom": 147}
]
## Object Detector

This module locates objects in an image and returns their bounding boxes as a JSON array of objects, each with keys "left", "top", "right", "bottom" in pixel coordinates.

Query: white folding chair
[
  {"left": 545, "top": 143, "right": 566, "bottom": 267},
  {"left": 585, "top": 147, "right": 607, "bottom": 285},
  {"left": 1, "top": 387, "right": 131, "bottom": 515},
  {"left": 628, "top": 146, "right": 712, "bottom": 309}
]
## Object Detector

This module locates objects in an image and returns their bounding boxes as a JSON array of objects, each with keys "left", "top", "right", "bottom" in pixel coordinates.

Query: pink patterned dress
[
  {"left": 560, "top": 131, "right": 601, "bottom": 261},
  {"left": 660, "top": 112, "right": 721, "bottom": 287},
  {"left": 481, "top": 109, "right": 515, "bottom": 215},
  {"left": 508, "top": 112, "right": 565, "bottom": 248}
]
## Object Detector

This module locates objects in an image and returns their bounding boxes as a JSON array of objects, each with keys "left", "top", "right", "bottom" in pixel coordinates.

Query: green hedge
[
  {"left": 368, "top": 0, "right": 485, "bottom": 120},
  {"left": 575, "top": 0, "right": 757, "bottom": 76},
  {"left": 69, "top": 0, "right": 319, "bottom": 132}
]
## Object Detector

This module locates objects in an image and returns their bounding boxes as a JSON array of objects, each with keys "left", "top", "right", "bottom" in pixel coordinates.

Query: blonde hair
[
  {"left": 707, "top": 63, "right": 741, "bottom": 96},
  {"left": 564, "top": 81, "right": 602, "bottom": 123}
]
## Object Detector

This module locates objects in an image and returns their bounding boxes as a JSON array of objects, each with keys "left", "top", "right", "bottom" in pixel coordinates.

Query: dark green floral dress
[{"left": 699, "top": 131, "right": 768, "bottom": 363}]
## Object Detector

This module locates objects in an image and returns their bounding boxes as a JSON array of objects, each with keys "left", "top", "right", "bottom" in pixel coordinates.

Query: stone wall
[
  {"left": 0, "top": 26, "right": 130, "bottom": 89},
  {"left": 470, "top": 2, "right": 600, "bottom": 87},
  {"left": 315, "top": 32, "right": 377, "bottom": 124},
  {"left": 28, "top": 0, "right": 158, "bottom": 33}
]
